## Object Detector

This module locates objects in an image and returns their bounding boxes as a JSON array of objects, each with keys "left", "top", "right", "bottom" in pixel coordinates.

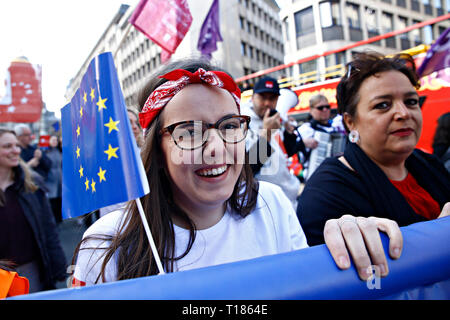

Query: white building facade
[{"left": 65, "top": 0, "right": 285, "bottom": 107}]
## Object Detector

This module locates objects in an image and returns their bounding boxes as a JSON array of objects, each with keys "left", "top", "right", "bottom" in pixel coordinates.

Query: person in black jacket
[
  {"left": 297, "top": 52, "right": 450, "bottom": 247},
  {"left": 0, "top": 129, "right": 67, "bottom": 292},
  {"left": 14, "top": 124, "right": 52, "bottom": 180}
]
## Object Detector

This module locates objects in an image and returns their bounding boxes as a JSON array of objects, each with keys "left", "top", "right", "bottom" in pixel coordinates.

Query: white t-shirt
[{"left": 73, "top": 181, "right": 308, "bottom": 285}]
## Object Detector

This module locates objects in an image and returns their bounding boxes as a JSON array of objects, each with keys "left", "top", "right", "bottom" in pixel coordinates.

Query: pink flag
[
  {"left": 160, "top": 49, "right": 172, "bottom": 63},
  {"left": 129, "top": 0, "right": 193, "bottom": 54}
]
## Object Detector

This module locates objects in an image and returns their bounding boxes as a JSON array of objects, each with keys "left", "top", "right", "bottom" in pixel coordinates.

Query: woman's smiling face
[
  {"left": 0, "top": 132, "right": 21, "bottom": 169},
  {"left": 159, "top": 84, "right": 245, "bottom": 215}
]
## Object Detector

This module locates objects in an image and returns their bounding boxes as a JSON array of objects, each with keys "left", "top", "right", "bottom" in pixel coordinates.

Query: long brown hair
[
  {"left": 73, "top": 58, "right": 259, "bottom": 282},
  {"left": 0, "top": 129, "right": 37, "bottom": 206}
]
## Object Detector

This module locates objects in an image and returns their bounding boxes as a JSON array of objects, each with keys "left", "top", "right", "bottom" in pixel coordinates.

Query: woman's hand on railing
[{"left": 323, "top": 215, "right": 403, "bottom": 281}]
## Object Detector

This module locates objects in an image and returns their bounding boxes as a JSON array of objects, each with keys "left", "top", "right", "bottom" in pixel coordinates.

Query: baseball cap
[{"left": 253, "top": 77, "right": 280, "bottom": 95}]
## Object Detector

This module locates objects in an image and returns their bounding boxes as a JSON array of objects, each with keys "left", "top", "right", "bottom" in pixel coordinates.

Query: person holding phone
[{"left": 241, "top": 77, "right": 309, "bottom": 209}]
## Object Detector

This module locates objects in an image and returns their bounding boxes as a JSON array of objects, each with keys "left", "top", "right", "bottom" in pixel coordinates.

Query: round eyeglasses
[{"left": 160, "top": 115, "right": 251, "bottom": 150}]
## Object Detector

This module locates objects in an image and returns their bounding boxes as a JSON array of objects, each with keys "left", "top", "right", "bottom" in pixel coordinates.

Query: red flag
[
  {"left": 129, "top": 0, "right": 193, "bottom": 54},
  {"left": 38, "top": 135, "right": 50, "bottom": 148},
  {"left": 0, "top": 58, "right": 43, "bottom": 123}
]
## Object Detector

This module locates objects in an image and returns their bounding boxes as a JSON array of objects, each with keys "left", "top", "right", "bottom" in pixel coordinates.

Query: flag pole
[
  {"left": 113, "top": 22, "right": 133, "bottom": 60},
  {"left": 135, "top": 198, "right": 166, "bottom": 275}
]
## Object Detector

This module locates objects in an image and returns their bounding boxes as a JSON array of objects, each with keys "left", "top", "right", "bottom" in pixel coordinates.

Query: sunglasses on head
[{"left": 314, "top": 105, "right": 331, "bottom": 111}]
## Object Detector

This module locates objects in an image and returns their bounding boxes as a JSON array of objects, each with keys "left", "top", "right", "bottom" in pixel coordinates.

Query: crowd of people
[{"left": 1, "top": 51, "right": 449, "bottom": 298}]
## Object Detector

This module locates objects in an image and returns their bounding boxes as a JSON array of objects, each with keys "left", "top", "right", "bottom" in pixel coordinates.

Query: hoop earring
[{"left": 348, "top": 130, "right": 359, "bottom": 143}]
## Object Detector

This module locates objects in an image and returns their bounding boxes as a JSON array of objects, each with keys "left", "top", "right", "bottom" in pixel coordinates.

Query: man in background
[{"left": 14, "top": 124, "right": 52, "bottom": 180}]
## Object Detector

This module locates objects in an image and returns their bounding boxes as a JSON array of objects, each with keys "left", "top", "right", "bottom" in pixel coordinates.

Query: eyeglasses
[
  {"left": 314, "top": 105, "right": 331, "bottom": 111},
  {"left": 160, "top": 115, "right": 251, "bottom": 150}
]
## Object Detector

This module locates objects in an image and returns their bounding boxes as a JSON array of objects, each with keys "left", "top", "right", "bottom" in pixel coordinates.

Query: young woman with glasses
[{"left": 72, "top": 58, "right": 404, "bottom": 286}]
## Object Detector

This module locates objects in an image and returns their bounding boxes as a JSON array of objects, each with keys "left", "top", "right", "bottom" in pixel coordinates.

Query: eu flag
[{"left": 61, "top": 52, "right": 149, "bottom": 219}]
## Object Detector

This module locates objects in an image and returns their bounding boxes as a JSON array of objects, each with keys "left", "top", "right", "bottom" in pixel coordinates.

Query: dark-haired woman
[
  {"left": 72, "top": 58, "right": 404, "bottom": 286},
  {"left": 0, "top": 130, "right": 67, "bottom": 292},
  {"left": 298, "top": 52, "right": 450, "bottom": 249}
]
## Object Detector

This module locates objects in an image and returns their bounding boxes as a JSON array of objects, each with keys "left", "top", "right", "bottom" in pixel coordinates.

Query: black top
[
  {"left": 20, "top": 144, "right": 52, "bottom": 179},
  {"left": 0, "top": 166, "right": 67, "bottom": 288},
  {"left": 297, "top": 143, "right": 450, "bottom": 246},
  {"left": 0, "top": 184, "right": 40, "bottom": 265}
]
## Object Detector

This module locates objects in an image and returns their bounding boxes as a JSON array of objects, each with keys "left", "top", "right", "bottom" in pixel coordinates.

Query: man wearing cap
[{"left": 241, "top": 77, "right": 310, "bottom": 210}]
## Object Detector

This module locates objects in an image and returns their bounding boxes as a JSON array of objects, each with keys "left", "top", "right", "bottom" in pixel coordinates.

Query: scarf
[{"left": 344, "top": 142, "right": 450, "bottom": 225}]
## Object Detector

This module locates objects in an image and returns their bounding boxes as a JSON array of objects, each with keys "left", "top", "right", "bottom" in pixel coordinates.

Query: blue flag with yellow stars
[{"left": 61, "top": 52, "right": 149, "bottom": 219}]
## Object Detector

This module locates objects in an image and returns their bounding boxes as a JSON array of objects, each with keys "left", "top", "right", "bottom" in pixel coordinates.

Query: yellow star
[
  {"left": 90, "top": 88, "right": 95, "bottom": 101},
  {"left": 76, "top": 146, "right": 80, "bottom": 158},
  {"left": 83, "top": 92, "right": 87, "bottom": 104},
  {"left": 79, "top": 165, "right": 84, "bottom": 178},
  {"left": 104, "top": 144, "right": 119, "bottom": 160},
  {"left": 97, "top": 167, "right": 106, "bottom": 183},
  {"left": 76, "top": 125, "right": 80, "bottom": 137},
  {"left": 85, "top": 178, "right": 90, "bottom": 191},
  {"left": 97, "top": 96, "right": 107, "bottom": 112},
  {"left": 91, "top": 179, "right": 96, "bottom": 193},
  {"left": 104, "top": 117, "right": 119, "bottom": 134},
  {"left": 79, "top": 106, "right": 83, "bottom": 118}
]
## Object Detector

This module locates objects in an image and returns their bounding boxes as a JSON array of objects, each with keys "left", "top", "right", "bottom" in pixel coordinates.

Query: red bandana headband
[{"left": 139, "top": 68, "right": 241, "bottom": 129}]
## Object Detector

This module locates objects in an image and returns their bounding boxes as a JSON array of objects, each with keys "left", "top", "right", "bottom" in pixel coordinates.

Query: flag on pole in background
[
  {"left": 197, "top": 0, "right": 223, "bottom": 59},
  {"left": 417, "top": 27, "right": 450, "bottom": 78},
  {"left": 129, "top": 0, "right": 193, "bottom": 56},
  {"left": 61, "top": 52, "right": 149, "bottom": 219},
  {"left": 38, "top": 135, "right": 50, "bottom": 148}
]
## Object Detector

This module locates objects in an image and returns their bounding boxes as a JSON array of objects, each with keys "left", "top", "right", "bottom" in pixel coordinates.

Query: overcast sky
[{"left": 0, "top": 0, "right": 285, "bottom": 118}]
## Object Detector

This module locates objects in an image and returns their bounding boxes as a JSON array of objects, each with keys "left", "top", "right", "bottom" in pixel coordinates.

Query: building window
[
  {"left": 364, "top": 7, "right": 378, "bottom": 33},
  {"left": 299, "top": 59, "right": 318, "bottom": 83},
  {"left": 435, "top": 0, "right": 444, "bottom": 15},
  {"left": 239, "top": 16, "right": 245, "bottom": 30},
  {"left": 320, "top": 0, "right": 341, "bottom": 28},
  {"left": 423, "top": 25, "right": 433, "bottom": 44},
  {"left": 294, "top": 6, "right": 316, "bottom": 47},
  {"left": 345, "top": 2, "right": 361, "bottom": 29},
  {"left": 320, "top": 0, "right": 344, "bottom": 41},
  {"left": 381, "top": 12, "right": 394, "bottom": 33},
  {"left": 411, "top": 0, "right": 420, "bottom": 11},
  {"left": 241, "top": 42, "right": 247, "bottom": 56},
  {"left": 411, "top": 20, "right": 422, "bottom": 45},
  {"left": 398, "top": 16, "right": 408, "bottom": 37},
  {"left": 283, "top": 17, "right": 290, "bottom": 41},
  {"left": 423, "top": 0, "right": 433, "bottom": 15},
  {"left": 294, "top": 7, "right": 315, "bottom": 36},
  {"left": 398, "top": 16, "right": 410, "bottom": 50},
  {"left": 396, "top": 0, "right": 407, "bottom": 7},
  {"left": 381, "top": 12, "right": 396, "bottom": 48}
]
